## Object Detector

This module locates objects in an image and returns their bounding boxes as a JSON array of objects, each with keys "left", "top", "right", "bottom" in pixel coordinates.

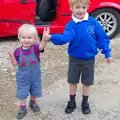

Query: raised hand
[
  {"left": 8, "top": 51, "right": 14, "bottom": 58},
  {"left": 8, "top": 51, "right": 17, "bottom": 65},
  {"left": 43, "top": 27, "right": 51, "bottom": 41},
  {"left": 44, "top": 27, "right": 50, "bottom": 34}
]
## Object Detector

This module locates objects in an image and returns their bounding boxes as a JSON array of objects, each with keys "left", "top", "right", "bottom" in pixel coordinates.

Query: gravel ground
[{"left": 0, "top": 35, "right": 120, "bottom": 120}]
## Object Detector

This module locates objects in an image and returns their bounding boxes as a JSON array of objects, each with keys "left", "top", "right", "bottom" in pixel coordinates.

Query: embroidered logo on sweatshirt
[{"left": 87, "top": 25, "right": 95, "bottom": 35}]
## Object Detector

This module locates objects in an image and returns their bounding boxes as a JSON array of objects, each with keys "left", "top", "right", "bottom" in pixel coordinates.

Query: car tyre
[{"left": 91, "top": 8, "right": 120, "bottom": 39}]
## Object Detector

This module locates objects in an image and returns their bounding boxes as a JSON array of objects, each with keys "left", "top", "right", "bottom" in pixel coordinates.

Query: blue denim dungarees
[{"left": 16, "top": 46, "right": 42, "bottom": 99}]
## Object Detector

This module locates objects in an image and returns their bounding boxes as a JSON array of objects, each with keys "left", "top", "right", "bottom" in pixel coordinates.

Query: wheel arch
[
  {"left": 90, "top": 7, "right": 120, "bottom": 16},
  {"left": 89, "top": 1, "right": 120, "bottom": 15}
]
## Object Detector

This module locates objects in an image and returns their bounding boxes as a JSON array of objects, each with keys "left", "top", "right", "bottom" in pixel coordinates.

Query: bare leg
[
  {"left": 82, "top": 84, "right": 89, "bottom": 96},
  {"left": 69, "top": 84, "right": 77, "bottom": 95},
  {"left": 20, "top": 99, "right": 26, "bottom": 108},
  {"left": 30, "top": 96, "right": 36, "bottom": 102}
]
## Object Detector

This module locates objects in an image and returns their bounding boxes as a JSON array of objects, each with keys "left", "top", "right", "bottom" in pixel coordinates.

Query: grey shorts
[{"left": 68, "top": 56, "right": 95, "bottom": 86}]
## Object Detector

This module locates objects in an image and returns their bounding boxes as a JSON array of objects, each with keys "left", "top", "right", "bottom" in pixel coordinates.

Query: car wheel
[{"left": 90, "top": 8, "right": 120, "bottom": 39}]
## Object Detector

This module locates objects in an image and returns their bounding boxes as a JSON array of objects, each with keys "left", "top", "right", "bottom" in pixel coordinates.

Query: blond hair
[
  {"left": 18, "top": 24, "right": 39, "bottom": 40},
  {"left": 68, "top": 0, "right": 90, "bottom": 8}
]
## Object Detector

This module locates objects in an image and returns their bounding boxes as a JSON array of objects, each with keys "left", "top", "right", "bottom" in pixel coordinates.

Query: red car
[{"left": 0, "top": 0, "right": 120, "bottom": 38}]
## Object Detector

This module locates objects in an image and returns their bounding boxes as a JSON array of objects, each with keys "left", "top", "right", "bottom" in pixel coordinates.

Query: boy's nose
[{"left": 79, "top": 9, "right": 84, "bottom": 13}]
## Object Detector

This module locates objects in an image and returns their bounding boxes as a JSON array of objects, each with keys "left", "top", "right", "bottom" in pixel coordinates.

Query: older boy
[{"left": 43, "top": 0, "right": 111, "bottom": 114}]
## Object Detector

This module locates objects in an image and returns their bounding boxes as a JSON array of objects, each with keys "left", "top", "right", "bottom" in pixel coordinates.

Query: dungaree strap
[
  {"left": 31, "top": 46, "right": 34, "bottom": 54},
  {"left": 19, "top": 47, "right": 22, "bottom": 55}
]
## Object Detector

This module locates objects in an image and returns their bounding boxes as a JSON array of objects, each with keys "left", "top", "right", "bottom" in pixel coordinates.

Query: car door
[
  {"left": 57, "top": 0, "right": 71, "bottom": 25},
  {"left": 0, "top": 0, "right": 36, "bottom": 37}
]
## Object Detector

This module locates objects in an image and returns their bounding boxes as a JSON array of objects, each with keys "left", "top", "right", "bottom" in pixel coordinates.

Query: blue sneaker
[
  {"left": 16, "top": 108, "right": 27, "bottom": 119},
  {"left": 29, "top": 102, "right": 40, "bottom": 114}
]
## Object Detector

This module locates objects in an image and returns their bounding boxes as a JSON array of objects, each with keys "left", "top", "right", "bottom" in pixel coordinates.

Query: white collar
[{"left": 72, "top": 12, "right": 89, "bottom": 23}]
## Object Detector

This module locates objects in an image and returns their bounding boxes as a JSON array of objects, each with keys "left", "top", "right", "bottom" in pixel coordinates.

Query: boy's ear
[
  {"left": 69, "top": 5, "right": 73, "bottom": 10},
  {"left": 87, "top": 4, "right": 90, "bottom": 8}
]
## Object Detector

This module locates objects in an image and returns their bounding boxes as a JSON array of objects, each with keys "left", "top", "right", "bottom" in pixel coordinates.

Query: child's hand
[
  {"left": 8, "top": 51, "right": 17, "bottom": 65},
  {"left": 105, "top": 58, "right": 111, "bottom": 64},
  {"left": 43, "top": 27, "right": 51, "bottom": 41},
  {"left": 44, "top": 27, "right": 50, "bottom": 34},
  {"left": 8, "top": 51, "right": 14, "bottom": 57}
]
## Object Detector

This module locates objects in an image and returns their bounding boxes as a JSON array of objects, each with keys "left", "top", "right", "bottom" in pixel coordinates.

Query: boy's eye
[
  {"left": 83, "top": 6, "right": 87, "bottom": 9},
  {"left": 76, "top": 6, "right": 80, "bottom": 9}
]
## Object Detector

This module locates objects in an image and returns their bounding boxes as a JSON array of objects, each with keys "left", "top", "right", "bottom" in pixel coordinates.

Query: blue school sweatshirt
[{"left": 51, "top": 17, "right": 111, "bottom": 59}]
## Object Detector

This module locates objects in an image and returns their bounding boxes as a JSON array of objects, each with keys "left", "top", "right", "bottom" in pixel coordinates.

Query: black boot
[
  {"left": 81, "top": 102, "right": 91, "bottom": 114},
  {"left": 65, "top": 101, "right": 76, "bottom": 114}
]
